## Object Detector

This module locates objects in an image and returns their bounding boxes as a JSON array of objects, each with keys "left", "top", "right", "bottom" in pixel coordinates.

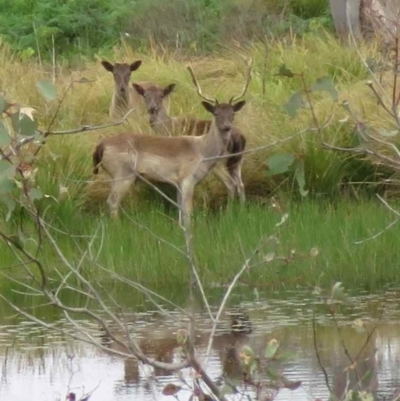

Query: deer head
[
  {"left": 132, "top": 83, "right": 176, "bottom": 115},
  {"left": 101, "top": 60, "right": 142, "bottom": 98},
  {"left": 187, "top": 58, "right": 252, "bottom": 139}
]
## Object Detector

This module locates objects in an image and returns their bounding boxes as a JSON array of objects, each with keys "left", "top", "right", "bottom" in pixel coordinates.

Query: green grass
[{"left": 1, "top": 199, "right": 399, "bottom": 293}]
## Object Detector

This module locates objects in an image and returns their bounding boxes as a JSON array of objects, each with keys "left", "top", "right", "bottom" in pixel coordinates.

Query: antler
[
  {"left": 229, "top": 57, "right": 253, "bottom": 104},
  {"left": 186, "top": 65, "right": 217, "bottom": 104}
]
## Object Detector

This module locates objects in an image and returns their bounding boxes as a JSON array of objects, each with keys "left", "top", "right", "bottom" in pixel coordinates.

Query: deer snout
[
  {"left": 149, "top": 106, "right": 158, "bottom": 115},
  {"left": 220, "top": 124, "right": 232, "bottom": 132}
]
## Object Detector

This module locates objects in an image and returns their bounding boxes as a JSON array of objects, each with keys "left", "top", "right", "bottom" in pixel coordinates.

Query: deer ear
[
  {"left": 163, "top": 84, "right": 176, "bottom": 97},
  {"left": 130, "top": 60, "right": 142, "bottom": 71},
  {"left": 132, "top": 83, "right": 145, "bottom": 96},
  {"left": 101, "top": 60, "right": 114, "bottom": 72},
  {"left": 201, "top": 101, "right": 216, "bottom": 115},
  {"left": 232, "top": 100, "right": 246, "bottom": 112}
]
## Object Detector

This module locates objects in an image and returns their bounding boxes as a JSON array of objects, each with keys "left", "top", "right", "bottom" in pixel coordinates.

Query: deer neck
[
  {"left": 199, "top": 121, "right": 230, "bottom": 166},
  {"left": 114, "top": 89, "right": 130, "bottom": 110},
  {"left": 150, "top": 105, "right": 172, "bottom": 135}
]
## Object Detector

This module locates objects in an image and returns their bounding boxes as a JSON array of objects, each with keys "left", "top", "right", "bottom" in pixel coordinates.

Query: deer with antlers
[
  {"left": 101, "top": 60, "right": 154, "bottom": 118},
  {"left": 93, "top": 60, "right": 251, "bottom": 226},
  {"left": 132, "top": 77, "right": 248, "bottom": 202}
]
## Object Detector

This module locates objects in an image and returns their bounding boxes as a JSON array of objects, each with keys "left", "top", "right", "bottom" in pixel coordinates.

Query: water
[{"left": 1, "top": 289, "right": 400, "bottom": 401}]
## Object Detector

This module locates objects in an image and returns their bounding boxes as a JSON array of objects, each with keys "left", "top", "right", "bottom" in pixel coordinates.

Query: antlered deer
[
  {"left": 132, "top": 81, "right": 247, "bottom": 202},
  {"left": 101, "top": 60, "right": 154, "bottom": 118},
  {"left": 93, "top": 60, "right": 251, "bottom": 226}
]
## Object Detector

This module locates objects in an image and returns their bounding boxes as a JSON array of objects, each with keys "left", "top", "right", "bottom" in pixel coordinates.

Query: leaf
[
  {"left": 331, "top": 281, "right": 345, "bottom": 301},
  {"left": 0, "top": 160, "right": 16, "bottom": 181},
  {"left": 2, "top": 196, "right": 15, "bottom": 222},
  {"left": 268, "top": 153, "right": 295, "bottom": 175},
  {"left": 283, "top": 380, "right": 302, "bottom": 391},
  {"left": 36, "top": 80, "right": 57, "bottom": 101},
  {"left": 310, "top": 247, "right": 319, "bottom": 258},
  {"left": 352, "top": 318, "right": 366, "bottom": 334},
  {"left": 20, "top": 107, "right": 36, "bottom": 120},
  {"left": 378, "top": 129, "right": 399, "bottom": 137},
  {"left": 0, "top": 95, "right": 8, "bottom": 113},
  {"left": 264, "top": 338, "right": 280, "bottom": 359},
  {"left": 295, "top": 159, "right": 309, "bottom": 197},
  {"left": 0, "top": 160, "right": 16, "bottom": 195},
  {"left": 285, "top": 90, "right": 304, "bottom": 118},
  {"left": 311, "top": 76, "right": 338, "bottom": 101},
  {"left": 0, "top": 122, "right": 10, "bottom": 146},
  {"left": 18, "top": 114, "right": 37, "bottom": 136},
  {"left": 264, "top": 252, "right": 276, "bottom": 262},
  {"left": 239, "top": 345, "right": 254, "bottom": 365},
  {"left": 77, "top": 77, "right": 92, "bottom": 84},
  {"left": 162, "top": 384, "right": 182, "bottom": 396},
  {"left": 28, "top": 188, "right": 43, "bottom": 201},
  {"left": 277, "top": 64, "right": 294, "bottom": 78},
  {"left": 0, "top": 178, "right": 15, "bottom": 195}
]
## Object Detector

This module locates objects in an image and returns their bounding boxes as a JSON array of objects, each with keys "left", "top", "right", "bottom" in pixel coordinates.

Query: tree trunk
[{"left": 329, "top": 0, "right": 362, "bottom": 39}]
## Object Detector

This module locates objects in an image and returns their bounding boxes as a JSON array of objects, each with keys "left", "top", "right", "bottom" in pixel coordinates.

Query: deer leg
[
  {"left": 179, "top": 181, "right": 195, "bottom": 228},
  {"left": 212, "top": 166, "right": 236, "bottom": 200},
  {"left": 107, "top": 176, "right": 136, "bottom": 218},
  {"left": 177, "top": 187, "right": 183, "bottom": 224},
  {"left": 229, "top": 161, "right": 246, "bottom": 203}
]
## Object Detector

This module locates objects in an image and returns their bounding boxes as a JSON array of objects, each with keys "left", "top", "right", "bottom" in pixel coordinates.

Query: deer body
[
  {"left": 101, "top": 60, "right": 154, "bottom": 119},
  {"left": 132, "top": 83, "right": 247, "bottom": 202},
  {"left": 93, "top": 101, "right": 245, "bottom": 226}
]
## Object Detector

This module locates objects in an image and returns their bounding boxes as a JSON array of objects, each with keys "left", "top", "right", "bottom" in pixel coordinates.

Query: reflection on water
[{"left": 1, "top": 290, "right": 400, "bottom": 400}]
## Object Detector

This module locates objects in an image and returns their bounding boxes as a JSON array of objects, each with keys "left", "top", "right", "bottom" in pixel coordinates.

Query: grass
[
  {"left": 0, "top": 31, "right": 388, "bottom": 208},
  {"left": 1, "top": 199, "right": 399, "bottom": 294},
  {"left": 0, "top": 32, "right": 399, "bottom": 295}
]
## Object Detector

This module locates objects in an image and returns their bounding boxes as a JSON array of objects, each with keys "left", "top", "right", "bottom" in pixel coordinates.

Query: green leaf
[
  {"left": 2, "top": 196, "right": 15, "bottom": 221},
  {"left": 0, "top": 122, "right": 10, "bottom": 146},
  {"left": 0, "top": 95, "right": 8, "bottom": 114},
  {"left": 0, "top": 178, "right": 15, "bottom": 195},
  {"left": 285, "top": 90, "right": 304, "bottom": 117},
  {"left": 264, "top": 339, "right": 280, "bottom": 359},
  {"left": 0, "top": 160, "right": 16, "bottom": 180},
  {"left": 268, "top": 153, "right": 295, "bottom": 175},
  {"left": 277, "top": 64, "right": 294, "bottom": 78},
  {"left": 295, "top": 159, "right": 309, "bottom": 197},
  {"left": 17, "top": 114, "right": 37, "bottom": 136},
  {"left": 36, "top": 80, "right": 57, "bottom": 101},
  {"left": 28, "top": 188, "right": 43, "bottom": 201},
  {"left": 311, "top": 76, "right": 338, "bottom": 101}
]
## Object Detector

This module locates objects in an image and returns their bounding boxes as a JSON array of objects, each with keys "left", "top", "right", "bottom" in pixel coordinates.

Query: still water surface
[{"left": 1, "top": 289, "right": 400, "bottom": 401}]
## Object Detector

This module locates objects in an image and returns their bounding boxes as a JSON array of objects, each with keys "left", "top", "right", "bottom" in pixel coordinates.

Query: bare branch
[{"left": 1, "top": 108, "right": 135, "bottom": 161}]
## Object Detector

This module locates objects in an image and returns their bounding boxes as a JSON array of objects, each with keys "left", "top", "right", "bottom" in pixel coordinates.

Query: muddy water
[{"left": 1, "top": 289, "right": 400, "bottom": 401}]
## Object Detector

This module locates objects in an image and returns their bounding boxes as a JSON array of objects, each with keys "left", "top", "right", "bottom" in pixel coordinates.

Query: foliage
[
  {"left": 0, "top": 0, "right": 332, "bottom": 59},
  {"left": 0, "top": 0, "right": 132, "bottom": 58}
]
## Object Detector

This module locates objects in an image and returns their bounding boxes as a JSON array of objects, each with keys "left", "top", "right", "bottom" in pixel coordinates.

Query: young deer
[
  {"left": 93, "top": 61, "right": 251, "bottom": 226},
  {"left": 101, "top": 60, "right": 154, "bottom": 118},
  {"left": 132, "top": 82, "right": 247, "bottom": 202}
]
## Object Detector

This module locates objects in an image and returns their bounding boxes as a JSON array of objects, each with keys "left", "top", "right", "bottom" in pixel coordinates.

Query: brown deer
[
  {"left": 132, "top": 82, "right": 247, "bottom": 202},
  {"left": 101, "top": 60, "right": 154, "bottom": 118},
  {"left": 93, "top": 60, "right": 251, "bottom": 226}
]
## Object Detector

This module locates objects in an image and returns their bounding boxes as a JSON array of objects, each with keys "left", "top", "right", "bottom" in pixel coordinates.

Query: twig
[
  {"left": 2, "top": 108, "right": 135, "bottom": 161},
  {"left": 312, "top": 311, "right": 332, "bottom": 394}
]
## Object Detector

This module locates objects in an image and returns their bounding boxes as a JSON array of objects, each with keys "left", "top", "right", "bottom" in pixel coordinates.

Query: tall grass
[
  {"left": 0, "top": 32, "right": 392, "bottom": 206},
  {"left": 1, "top": 200, "right": 399, "bottom": 292}
]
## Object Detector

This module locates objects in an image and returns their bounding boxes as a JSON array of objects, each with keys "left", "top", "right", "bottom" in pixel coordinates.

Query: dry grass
[{"left": 0, "top": 33, "right": 396, "bottom": 211}]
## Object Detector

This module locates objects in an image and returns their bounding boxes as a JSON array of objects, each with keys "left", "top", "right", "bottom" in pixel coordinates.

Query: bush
[{"left": 0, "top": 0, "right": 332, "bottom": 59}]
